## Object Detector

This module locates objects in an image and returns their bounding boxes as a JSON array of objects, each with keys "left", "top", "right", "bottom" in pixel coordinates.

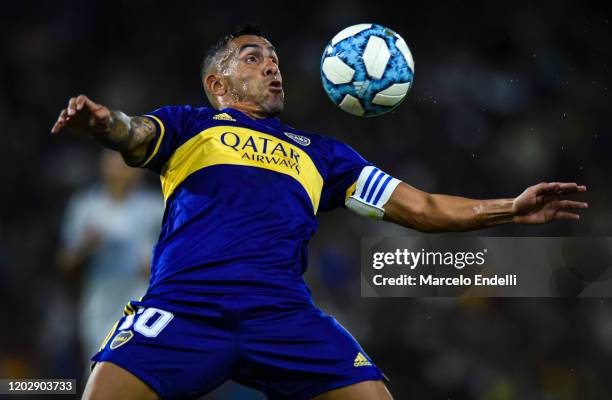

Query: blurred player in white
[{"left": 57, "top": 151, "right": 163, "bottom": 373}]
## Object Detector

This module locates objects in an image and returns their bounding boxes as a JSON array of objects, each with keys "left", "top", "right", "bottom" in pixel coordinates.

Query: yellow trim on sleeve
[
  {"left": 139, "top": 114, "right": 166, "bottom": 168},
  {"left": 345, "top": 181, "right": 357, "bottom": 202}
]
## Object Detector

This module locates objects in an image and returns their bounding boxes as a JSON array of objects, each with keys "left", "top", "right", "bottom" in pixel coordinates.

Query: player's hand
[
  {"left": 512, "top": 182, "right": 588, "bottom": 224},
  {"left": 51, "top": 95, "right": 111, "bottom": 135}
]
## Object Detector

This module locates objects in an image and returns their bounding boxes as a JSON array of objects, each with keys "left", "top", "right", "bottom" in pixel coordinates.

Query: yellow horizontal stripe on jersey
[{"left": 160, "top": 126, "right": 324, "bottom": 213}]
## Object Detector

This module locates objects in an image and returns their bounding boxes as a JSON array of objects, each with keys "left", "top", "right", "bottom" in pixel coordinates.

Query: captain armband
[{"left": 345, "top": 166, "right": 401, "bottom": 219}]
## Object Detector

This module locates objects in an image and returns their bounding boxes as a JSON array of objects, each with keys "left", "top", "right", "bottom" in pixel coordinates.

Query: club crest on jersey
[
  {"left": 284, "top": 132, "right": 311, "bottom": 146},
  {"left": 110, "top": 330, "right": 134, "bottom": 350}
]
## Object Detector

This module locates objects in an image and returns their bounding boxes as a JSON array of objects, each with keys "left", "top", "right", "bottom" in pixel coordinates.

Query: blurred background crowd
[{"left": 1, "top": 0, "right": 611, "bottom": 398}]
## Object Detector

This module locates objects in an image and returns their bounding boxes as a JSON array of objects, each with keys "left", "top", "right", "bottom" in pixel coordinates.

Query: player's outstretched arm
[
  {"left": 50, "top": 94, "right": 157, "bottom": 166},
  {"left": 383, "top": 182, "right": 588, "bottom": 233}
]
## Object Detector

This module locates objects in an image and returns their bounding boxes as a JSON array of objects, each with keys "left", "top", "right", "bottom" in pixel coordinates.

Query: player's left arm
[{"left": 382, "top": 181, "right": 588, "bottom": 232}]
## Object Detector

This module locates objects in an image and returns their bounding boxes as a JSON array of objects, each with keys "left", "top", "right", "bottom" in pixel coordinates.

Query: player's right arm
[{"left": 51, "top": 94, "right": 156, "bottom": 166}]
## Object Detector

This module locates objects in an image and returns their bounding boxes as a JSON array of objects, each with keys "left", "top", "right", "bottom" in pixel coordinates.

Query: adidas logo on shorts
[
  {"left": 353, "top": 352, "right": 372, "bottom": 367},
  {"left": 213, "top": 113, "right": 236, "bottom": 122}
]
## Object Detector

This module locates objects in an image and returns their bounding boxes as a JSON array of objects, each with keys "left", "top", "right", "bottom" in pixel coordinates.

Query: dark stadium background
[{"left": 1, "top": 1, "right": 611, "bottom": 398}]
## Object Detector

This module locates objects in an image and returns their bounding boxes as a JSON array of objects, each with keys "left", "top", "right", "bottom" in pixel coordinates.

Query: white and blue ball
[{"left": 321, "top": 23, "right": 415, "bottom": 117}]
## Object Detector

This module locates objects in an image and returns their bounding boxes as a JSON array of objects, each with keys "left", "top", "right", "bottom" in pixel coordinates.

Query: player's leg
[
  {"left": 311, "top": 380, "right": 392, "bottom": 400},
  {"left": 82, "top": 362, "right": 159, "bottom": 400}
]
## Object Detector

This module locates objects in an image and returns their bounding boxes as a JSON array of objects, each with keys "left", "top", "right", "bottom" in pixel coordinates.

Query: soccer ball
[{"left": 320, "top": 23, "right": 415, "bottom": 117}]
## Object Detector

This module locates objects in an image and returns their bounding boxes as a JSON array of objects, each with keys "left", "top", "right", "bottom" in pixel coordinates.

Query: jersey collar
[{"left": 221, "top": 107, "right": 282, "bottom": 127}]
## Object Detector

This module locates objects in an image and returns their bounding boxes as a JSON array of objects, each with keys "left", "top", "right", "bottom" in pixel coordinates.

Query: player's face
[{"left": 222, "top": 35, "right": 284, "bottom": 115}]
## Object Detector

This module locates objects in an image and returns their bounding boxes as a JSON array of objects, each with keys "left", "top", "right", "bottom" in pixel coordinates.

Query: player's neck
[
  {"left": 219, "top": 103, "right": 275, "bottom": 120},
  {"left": 243, "top": 110, "right": 275, "bottom": 120}
]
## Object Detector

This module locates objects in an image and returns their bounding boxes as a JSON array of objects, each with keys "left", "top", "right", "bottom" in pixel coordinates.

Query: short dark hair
[{"left": 200, "top": 24, "right": 266, "bottom": 79}]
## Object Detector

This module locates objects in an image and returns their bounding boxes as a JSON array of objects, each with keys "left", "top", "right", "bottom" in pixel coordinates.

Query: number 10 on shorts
[{"left": 119, "top": 307, "right": 174, "bottom": 338}]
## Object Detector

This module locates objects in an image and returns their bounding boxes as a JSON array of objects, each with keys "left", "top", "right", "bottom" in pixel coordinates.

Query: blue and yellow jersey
[{"left": 139, "top": 105, "right": 399, "bottom": 303}]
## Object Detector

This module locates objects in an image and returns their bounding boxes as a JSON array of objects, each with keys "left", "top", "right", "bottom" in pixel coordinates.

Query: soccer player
[
  {"left": 57, "top": 150, "right": 162, "bottom": 375},
  {"left": 51, "top": 26, "right": 588, "bottom": 400}
]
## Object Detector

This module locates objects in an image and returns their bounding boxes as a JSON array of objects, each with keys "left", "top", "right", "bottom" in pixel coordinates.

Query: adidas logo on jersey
[
  {"left": 213, "top": 113, "right": 236, "bottom": 122},
  {"left": 353, "top": 352, "right": 372, "bottom": 367},
  {"left": 284, "top": 132, "right": 311, "bottom": 146}
]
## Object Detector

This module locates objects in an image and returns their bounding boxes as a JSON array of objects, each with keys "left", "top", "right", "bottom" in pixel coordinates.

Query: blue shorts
[{"left": 92, "top": 294, "right": 386, "bottom": 399}]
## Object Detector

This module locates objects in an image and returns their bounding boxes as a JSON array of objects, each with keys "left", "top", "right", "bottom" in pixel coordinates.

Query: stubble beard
[
  {"left": 244, "top": 84, "right": 285, "bottom": 116},
  {"left": 226, "top": 77, "right": 284, "bottom": 116},
  {"left": 263, "top": 92, "right": 284, "bottom": 116}
]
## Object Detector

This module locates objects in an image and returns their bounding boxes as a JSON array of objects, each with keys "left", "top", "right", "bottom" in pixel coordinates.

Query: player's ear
[{"left": 204, "top": 74, "right": 227, "bottom": 97}]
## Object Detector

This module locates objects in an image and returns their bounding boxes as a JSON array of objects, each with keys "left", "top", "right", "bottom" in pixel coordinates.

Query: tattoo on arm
[{"left": 90, "top": 111, "right": 157, "bottom": 166}]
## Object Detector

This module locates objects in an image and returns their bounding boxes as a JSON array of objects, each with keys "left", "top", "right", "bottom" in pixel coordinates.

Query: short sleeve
[
  {"left": 138, "top": 105, "right": 195, "bottom": 174},
  {"left": 319, "top": 138, "right": 369, "bottom": 212},
  {"left": 319, "top": 138, "right": 401, "bottom": 218}
]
